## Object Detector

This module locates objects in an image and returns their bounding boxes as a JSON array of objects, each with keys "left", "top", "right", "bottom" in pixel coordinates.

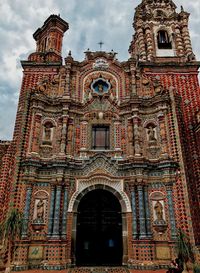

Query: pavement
[{"left": 7, "top": 269, "right": 167, "bottom": 273}]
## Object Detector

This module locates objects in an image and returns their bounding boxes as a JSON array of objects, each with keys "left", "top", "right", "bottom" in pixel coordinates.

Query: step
[{"left": 69, "top": 267, "right": 130, "bottom": 273}]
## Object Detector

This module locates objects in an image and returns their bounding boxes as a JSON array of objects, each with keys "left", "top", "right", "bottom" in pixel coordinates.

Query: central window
[{"left": 92, "top": 125, "right": 110, "bottom": 150}]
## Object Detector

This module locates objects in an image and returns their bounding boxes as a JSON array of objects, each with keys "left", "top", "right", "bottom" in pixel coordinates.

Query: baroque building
[{"left": 0, "top": 0, "right": 200, "bottom": 271}]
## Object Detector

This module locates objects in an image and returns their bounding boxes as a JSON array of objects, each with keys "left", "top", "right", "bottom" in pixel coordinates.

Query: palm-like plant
[
  {"left": 0, "top": 208, "right": 23, "bottom": 273},
  {"left": 176, "top": 229, "right": 195, "bottom": 273}
]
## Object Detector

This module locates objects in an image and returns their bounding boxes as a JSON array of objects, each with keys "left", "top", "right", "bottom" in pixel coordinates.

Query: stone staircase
[{"left": 68, "top": 267, "right": 130, "bottom": 273}]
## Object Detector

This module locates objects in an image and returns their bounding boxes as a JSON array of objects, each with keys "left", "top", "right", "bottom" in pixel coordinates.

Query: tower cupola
[
  {"left": 129, "top": 0, "right": 195, "bottom": 62},
  {"left": 33, "top": 14, "right": 69, "bottom": 55}
]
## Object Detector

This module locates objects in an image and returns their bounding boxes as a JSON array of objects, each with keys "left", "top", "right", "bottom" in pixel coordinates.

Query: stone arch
[
  {"left": 68, "top": 177, "right": 132, "bottom": 213},
  {"left": 42, "top": 117, "right": 57, "bottom": 127},
  {"left": 143, "top": 118, "right": 158, "bottom": 128},
  {"left": 69, "top": 179, "right": 131, "bottom": 265},
  {"left": 42, "top": 118, "right": 56, "bottom": 143}
]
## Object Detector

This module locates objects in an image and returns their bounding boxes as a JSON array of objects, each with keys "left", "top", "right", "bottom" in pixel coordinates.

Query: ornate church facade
[{"left": 0, "top": 0, "right": 200, "bottom": 270}]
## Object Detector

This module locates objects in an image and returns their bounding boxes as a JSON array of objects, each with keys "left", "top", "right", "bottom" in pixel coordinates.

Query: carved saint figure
[
  {"left": 148, "top": 126, "right": 156, "bottom": 141},
  {"left": 44, "top": 126, "right": 51, "bottom": 141},
  {"left": 98, "top": 84, "right": 104, "bottom": 93},
  {"left": 36, "top": 199, "right": 45, "bottom": 220},
  {"left": 154, "top": 201, "right": 164, "bottom": 221},
  {"left": 128, "top": 124, "right": 133, "bottom": 143}
]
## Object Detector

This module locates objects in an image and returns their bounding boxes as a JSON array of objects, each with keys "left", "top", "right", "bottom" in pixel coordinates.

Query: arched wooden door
[{"left": 76, "top": 189, "right": 123, "bottom": 266}]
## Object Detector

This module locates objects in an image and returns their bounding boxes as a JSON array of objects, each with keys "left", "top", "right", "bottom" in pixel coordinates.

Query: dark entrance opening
[{"left": 76, "top": 189, "right": 123, "bottom": 266}]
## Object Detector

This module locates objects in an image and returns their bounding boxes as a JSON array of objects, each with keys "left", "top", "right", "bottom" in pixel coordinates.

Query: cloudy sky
[{"left": 0, "top": 0, "right": 200, "bottom": 140}]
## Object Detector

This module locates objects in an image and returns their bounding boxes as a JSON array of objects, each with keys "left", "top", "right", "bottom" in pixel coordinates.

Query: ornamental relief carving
[
  {"left": 82, "top": 71, "right": 118, "bottom": 102},
  {"left": 35, "top": 67, "right": 66, "bottom": 98},
  {"left": 68, "top": 177, "right": 132, "bottom": 212}
]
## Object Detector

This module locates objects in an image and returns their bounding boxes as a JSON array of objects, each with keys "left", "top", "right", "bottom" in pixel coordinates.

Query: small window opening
[
  {"left": 92, "top": 125, "right": 110, "bottom": 150},
  {"left": 157, "top": 30, "right": 172, "bottom": 49}
]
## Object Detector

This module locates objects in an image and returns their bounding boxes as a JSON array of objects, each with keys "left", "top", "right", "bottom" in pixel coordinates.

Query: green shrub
[{"left": 193, "top": 264, "right": 200, "bottom": 273}]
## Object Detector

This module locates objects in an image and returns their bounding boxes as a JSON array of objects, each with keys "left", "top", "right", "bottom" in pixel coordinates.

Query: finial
[
  {"left": 181, "top": 5, "right": 184, "bottom": 12},
  {"left": 68, "top": 50, "right": 72, "bottom": 56}
]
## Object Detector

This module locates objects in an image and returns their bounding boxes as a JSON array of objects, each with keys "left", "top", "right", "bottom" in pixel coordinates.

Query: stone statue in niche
[
  {"left": 43, "top": 123, "right": 53, "bottom": 145},
  {"left": 44, "top": 126, "right": 51, "bottom": 141},
  {"left": 33, "top": 199, "right": 45, "bottom": 224},
  {"left": 153, "top": 200, "right": 167, "bottom": 233},
  {"left": 147, "top": 125, "right": 157, "bottom": 142},
  {"left": 98, "top": 83, "right": 104, "bottom": 93},
  {"left": 36, "top": 199, "right": 45, "bottom": 219},
  {"left": 154, "top": 200, "right": 164, "bottom": 221}
]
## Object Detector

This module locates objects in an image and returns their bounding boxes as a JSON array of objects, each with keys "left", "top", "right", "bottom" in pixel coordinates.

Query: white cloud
[{"left": 0, "top": 0, "right": 200, "bottom": 139}]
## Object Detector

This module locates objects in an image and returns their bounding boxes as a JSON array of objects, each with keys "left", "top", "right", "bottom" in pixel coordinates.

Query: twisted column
[
  {"left": 137, "top": 27, "right": 147, "bottom": 61},
  {"left": 182, "top": 25, "right": 193, "bottom": 58},
  {"left": 60, "top": 115, "right": 68, "bottom": 154},
  {"left": 174, "top": 26, "right": 184, "bottom": 57},
  {"left": 145, "top": 27, "right": 154, "bottom": 61}
]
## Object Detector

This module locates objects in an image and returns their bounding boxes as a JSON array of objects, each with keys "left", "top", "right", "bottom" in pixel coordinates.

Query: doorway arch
[
  {"left": 76, "top": 189, "right": 123, "bottom": 266},
  {"left": 70, "top": 183, "right": 130, "bottom": 266}
]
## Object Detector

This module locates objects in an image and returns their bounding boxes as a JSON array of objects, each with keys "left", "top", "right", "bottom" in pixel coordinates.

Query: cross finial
[{"left": 98, "top": 41, "right": 104, "bottom": 51}]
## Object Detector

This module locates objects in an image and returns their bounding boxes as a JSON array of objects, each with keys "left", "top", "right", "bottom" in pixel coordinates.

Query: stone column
[
  {"left": 144, "top": 186, "right": 152, "bottom": 238},
  {"left": 138, "top": 185, "right": 147, "bottom": 238},
  {"left": 52, "top": 185, "right": 62, "bottom": 238},
  {"left": 145, "top": 26, "right": 154, "bottom": 61},
  {"left": 114, "top": 121, "right": 122, "bottom": 158},
  {"left": 131, "top": 189, "right": 137, "bottom": 239},
  {"left": 158, "top": 112, "right": 169, "bottom": 158},
  {"left": 65, "top": 62, "right": 72, "bottom": 97},
  {"left": 167, "top": 186, "right": 177, "bottom": 240},
  {"left": 136, "top": 24, "right": 147, "bottom": 61},
  {"left": 130, "top": 63, "right": 136, "bottom": 96},
  {"left": 60, "top": 115, "right": 68, "bottom": 154},
  {"left": 127, "top": 119, "right": 134, "bottom": 157},
  {"left": 48, "top": 186, "right": 56, "bottom": 236},
  {"left": 61, "top": 186, "right": 68, "bottom": 239},
  {"left": 181, "top": 23, "right": 193, "bottom": 58},
  {"left": 174, "top": 26, "right": 184, "bottom": 57},
  {"left": 32, "top": 114, "right": 42, "bottom": 154},
  {"left": 133, "top": 116, "right": 142, "bottom": 157},
  {"left": 22, "top": 186, "right": 32, "bottom": 238},
  {"left": 66, "top": 123, "right": 73, "bottom": 157},
  {"left": 80, "top": 121, "right": 88, "bottom": 158}
]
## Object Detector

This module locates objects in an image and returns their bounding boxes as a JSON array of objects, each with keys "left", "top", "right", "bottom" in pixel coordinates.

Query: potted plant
[
  {"left": 0, "top": 208, "right": 23, "bottom": 273},
  {"left": 175, "top": 229, "right": 195, "bottom": 273}
]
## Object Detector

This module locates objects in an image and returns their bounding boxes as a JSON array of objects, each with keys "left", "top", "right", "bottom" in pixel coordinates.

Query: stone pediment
[
  {"left": 76, "top": 154, "right": 119, "bottom": 177},
  {"left": 82, "top": 96, "right": 119, "bottom": 120}
]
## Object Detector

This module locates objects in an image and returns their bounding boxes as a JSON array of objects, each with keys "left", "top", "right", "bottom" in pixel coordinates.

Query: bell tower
[
  {"left": 129, "top": 0, "right": 195, "bottom": 62},
  {"left": 33, "top": 14, "right": 69, "bottom": 55}
]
